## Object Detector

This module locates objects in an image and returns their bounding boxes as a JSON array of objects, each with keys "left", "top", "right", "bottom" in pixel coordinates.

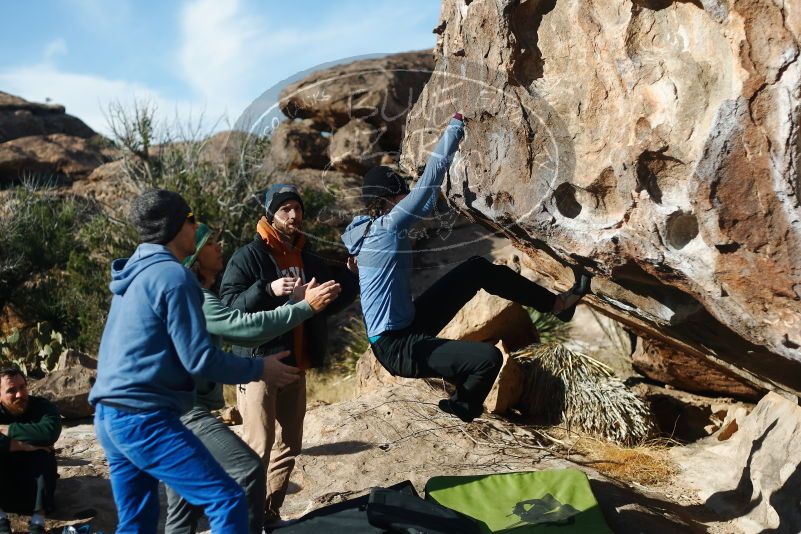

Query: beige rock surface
[
  {"left": 438, "top": 288, "right": 538, "bottom": 350},
  {"left": 401, "top": 0, "right": 801, "bottom": 397},
  {"left": 279, "top": 51, "right": 435, "bottom": 149},
  {"left": 24, "top": 381, "right": 742, "bottom": 534},
  {"left": 0, "top": 133, "right": 115, "bottom": 184},
  {"left": 673, "top": 392, "right": 801, "bottom": 533},
  {"left": 328, "top": 118, "right": 386, "bottom": 173},
  {"left": 28, "top": 364, "right": 96, "bottom": 420},
  {"left": 484, "top": 341, "right": 525, "bottom": 414}
]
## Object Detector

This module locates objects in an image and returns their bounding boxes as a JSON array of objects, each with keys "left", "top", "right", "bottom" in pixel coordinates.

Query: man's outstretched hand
[
  {"left": 303, "top": 278, "right": 341, "bottom": 313},
  {"left": 261, "top": 350, "right": 301, "bottom": 388}
]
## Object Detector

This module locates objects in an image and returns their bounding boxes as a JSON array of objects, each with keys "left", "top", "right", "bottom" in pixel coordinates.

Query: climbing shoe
[{"left": 556, "top": 271, "right": 592, "bottom": 322}]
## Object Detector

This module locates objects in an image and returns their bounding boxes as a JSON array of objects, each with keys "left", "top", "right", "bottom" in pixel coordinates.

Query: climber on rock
[{"left": 341, "top": 112, "right": 591, "bottom": 423}]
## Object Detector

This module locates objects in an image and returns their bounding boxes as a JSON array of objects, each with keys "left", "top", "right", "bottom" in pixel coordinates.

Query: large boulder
[
  {"left": 484, "top": 341, "right": 525, "bottom": 414},
  {"left": 28, "top": 350, "right": 97, "bottom": 420},
  {"left": 632, "top": 380, "right": 749, "bottom": 443},
  {"left": 633, "top": 337, "right": 763, "bottom": 401},
  {"left": 269, "top": 119, "right": 329, "bottom": 170},
  {"left": 279, "top": 51, "right": 435, "bottom": 149},
  {"left": 356, "top": 347, "right": 410, "bottom": 395},
  {"left": 673, "top": 392, "right": 801, "bottom": 532},
  {"left": 70, "top": 159, "right": 137, "bottom": 212},
  {"left": 438, "top": 289, "right": 538, "bottom": 351},
  {"left": 0, "top": 133, "right": 115, "bottom": 184},
  {"left": 401, "top": 1, "right": 801, "bottom": 397},
  {"left": 328, "top": 119, "right": 386, "bottom": 173},
  {"left": 0, "top": 91, "right": 95, "bottom": 143}
]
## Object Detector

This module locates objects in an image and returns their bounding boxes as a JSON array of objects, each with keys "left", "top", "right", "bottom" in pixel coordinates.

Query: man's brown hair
[{"left": 0, "top": 366, "right": 26, "bottom": 385}]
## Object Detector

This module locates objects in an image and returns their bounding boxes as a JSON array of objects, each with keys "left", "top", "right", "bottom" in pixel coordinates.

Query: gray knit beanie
[
  {"left": 130, "top": 189, "right": 193, "bottom": 244},
  {"left": 264, "top": 183, "right": 304, "bottom": 223}
]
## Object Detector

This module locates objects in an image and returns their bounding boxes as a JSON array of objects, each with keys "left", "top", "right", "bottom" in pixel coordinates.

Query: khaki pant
[{"left": 236, "top": 373, "right": 306, "bottom": 519}]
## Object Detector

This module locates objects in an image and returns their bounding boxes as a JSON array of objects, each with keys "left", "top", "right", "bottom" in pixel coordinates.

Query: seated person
[{"left": 0, "top": 366, "right": 62, "bottom": 534}]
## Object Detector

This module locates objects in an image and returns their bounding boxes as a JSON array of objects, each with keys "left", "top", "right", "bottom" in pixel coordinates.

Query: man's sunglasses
[{"left": 187, "top": 211, "right": 196, "bottom": 224}]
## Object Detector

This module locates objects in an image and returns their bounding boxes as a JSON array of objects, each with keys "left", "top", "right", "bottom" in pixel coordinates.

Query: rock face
[
  {"left": 633, "top": 336, "right": 763, "bottom": 401},
  {"left": 402, "top": 1, "right": 801, "bottom": 396},
  {"left": 0, "top": 91, "right": 95, "bottom": 143},
  {"left": 0, "top": 134, "right": 115, "bottom": 184},
  {"left": 328, "top": 118, "right": 386, "bottom": 173},
  {"left": 484, "top": 341, "right": 526, "bottom": 414},
  {"left": 0, "top": 92, "right": 112, "bottom": 184},
  {"left": 28, "top": 351, "right": 97, "bottom": 420},
  {"left": 438, "top": 288, "right": 538, "bottom": 350},
  {"left": 269, "top": 119, "right": 330, "bottom": 170},
  {"left": 673, "top": 392, "right": 801, "bottom": 533},
  {"left": 632, "top": 380, "right": 749, "bottom": 442},
  {"left": 280, "top": 51, "right": 435, "bottom": 150}
]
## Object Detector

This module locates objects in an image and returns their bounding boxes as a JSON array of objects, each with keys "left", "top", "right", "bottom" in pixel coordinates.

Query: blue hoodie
[
  {"left": 89, "top": 243, "right": 263, "bottom": 414},
  {"left": 341, "top": 117, "right": 464, "bottom": 339}
]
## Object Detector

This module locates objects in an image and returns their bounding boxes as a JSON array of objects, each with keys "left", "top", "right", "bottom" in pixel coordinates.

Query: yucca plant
[{"left": 514, "top": 343, "right": 654, "bottom": 445}]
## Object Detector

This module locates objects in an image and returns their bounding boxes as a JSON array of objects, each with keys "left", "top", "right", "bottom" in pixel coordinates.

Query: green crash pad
[{"left": 425, "top": 468, "right": 612, "bottom": 533}]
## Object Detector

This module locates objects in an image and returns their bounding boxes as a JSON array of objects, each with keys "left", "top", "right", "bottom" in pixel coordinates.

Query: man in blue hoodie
[{"left": 89, "top": 189, "right": 300, "bottom": 534}]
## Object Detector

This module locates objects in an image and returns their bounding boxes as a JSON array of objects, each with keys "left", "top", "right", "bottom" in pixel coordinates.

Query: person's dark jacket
[
  {"left": 219, "top": 235, "right": 358, "bottom": 368},
  {"left": 0, "top": 396, "right": 62, "bottom": 455}
]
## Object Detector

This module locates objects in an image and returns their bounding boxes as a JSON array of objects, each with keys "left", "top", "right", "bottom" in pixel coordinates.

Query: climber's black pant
[
  {"left": 371, "top": 256, "right": 557, "bottom": 413},
  {"left": 0, "top": 450, "right": 58, "bottom": 514}
]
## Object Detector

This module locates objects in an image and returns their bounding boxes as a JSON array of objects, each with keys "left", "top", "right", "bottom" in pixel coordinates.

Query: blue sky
[{"left": 0, "top": 0, "right": 441, "bottom": 134}]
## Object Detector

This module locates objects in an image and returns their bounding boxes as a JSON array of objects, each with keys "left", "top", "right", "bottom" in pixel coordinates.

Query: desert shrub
[
  {"left": 106, "top": 100, "right": 273, "bottom": 264},
  {"left": 2, "top": 101, "right": 346, "bottom": 371},
  {"left": 0, "top": 186, "right": 138, "bottom": 363},
  {"left": 514, "top": 343, "right": 654, "bottom": 445}
]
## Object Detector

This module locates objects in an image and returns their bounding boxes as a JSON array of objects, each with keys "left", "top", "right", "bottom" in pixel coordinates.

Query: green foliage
[
  {"left": 107, "top": 100, "right": 274, "bottom": 266},
  {"left": 0, "top": 188, "right": 86, "bottom": 308},
  {"left": 0, "top": 322, "right": 68, "bottom": 376},
  {"left": 2, "top": 100, "right": 349, "bottom": 374},
  {"left": 325, "top": 309, "right": 369, "bottom": 375},
  {"left": 64, "top": 216, "right": 138, "bottom": 348},
  {"left": 301, "top": 187, "right": 340, "bottom": 258},
  {"left": 527, "top": 307, "right": 571, "bottom": 344},
  {"left": 0, "top": 187, "right": 137, "bottom": 361}
]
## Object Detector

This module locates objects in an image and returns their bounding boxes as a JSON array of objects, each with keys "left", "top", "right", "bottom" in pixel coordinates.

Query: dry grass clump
[
  {"left": 307, "top": 370, "right": 357, "bottom": 404},
  {"left": 514, "top": 343, "right": 655, "bottom": 445},
  {"left": 562, "top": 432, "right": 677, "bottom": 486}
]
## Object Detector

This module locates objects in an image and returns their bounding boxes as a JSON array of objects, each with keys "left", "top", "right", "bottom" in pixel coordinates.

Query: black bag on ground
[
  {"left": 366, "top": 487, "right": 482, "bottom": 534},
  {"left": 269, "top": 481, "right": 417, "bottom": 533}
]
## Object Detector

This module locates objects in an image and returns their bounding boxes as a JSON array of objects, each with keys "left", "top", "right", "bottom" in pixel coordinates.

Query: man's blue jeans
[{"left": 94, "top": 404, "right": 248, "bottom": 534}]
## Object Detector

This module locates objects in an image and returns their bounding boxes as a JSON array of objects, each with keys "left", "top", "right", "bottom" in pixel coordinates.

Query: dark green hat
[{"left": 182, "top": 223, "right": 212, "bottom": 268}]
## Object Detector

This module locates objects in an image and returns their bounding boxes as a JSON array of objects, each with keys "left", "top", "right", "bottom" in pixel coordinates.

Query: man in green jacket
[
  {"left": 0, "top": 367, "right": 62, "bottom": 534},
  {"left": 164, "top": 223, "right": 340, "bottom": 534}
]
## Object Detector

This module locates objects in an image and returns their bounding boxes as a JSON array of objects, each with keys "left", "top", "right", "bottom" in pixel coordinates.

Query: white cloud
[
  {"left": 179, "top": 0, "right": 262, "bottom": 115},
  {"left": 0, "top": 63, "right": 204, "bottom": 136},
  {"left": 177, "top": 0, "right": 438, "bottom": 123},
  {"left": 0, "top": 1, "right": 439, "bottom": 137},
  {"left": 43, "top": 39, "right": 68, "bottom": 61}
]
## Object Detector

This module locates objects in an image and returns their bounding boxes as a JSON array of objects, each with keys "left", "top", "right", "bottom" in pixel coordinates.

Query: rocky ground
[{"left": 9, "top": 377, "right": 745, "bottom": 534}]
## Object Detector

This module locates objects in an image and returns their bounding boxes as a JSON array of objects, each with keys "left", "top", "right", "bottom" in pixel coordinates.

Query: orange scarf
[{"left": 257, "top": 217, "right": 309, "bottom": 370}]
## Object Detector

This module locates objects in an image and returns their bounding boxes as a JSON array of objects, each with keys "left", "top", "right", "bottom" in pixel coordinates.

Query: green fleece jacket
[
  {"left": 0, "top": 396, "right": 62, "bottom": 454},
  {"left": 195, "top": 288, "right": 314, "bottom": 411}
]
